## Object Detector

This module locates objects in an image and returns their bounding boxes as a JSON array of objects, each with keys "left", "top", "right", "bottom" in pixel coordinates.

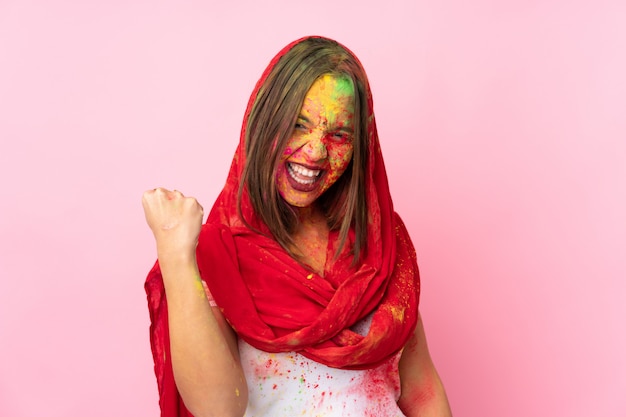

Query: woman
[{"left": 143, "top": 36, "right": 452, "bottom": 417}]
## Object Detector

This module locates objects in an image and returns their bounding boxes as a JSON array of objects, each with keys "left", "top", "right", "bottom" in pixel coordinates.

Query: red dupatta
[{"left": 145, "top": 36, "right": 420, "bottom": 417}]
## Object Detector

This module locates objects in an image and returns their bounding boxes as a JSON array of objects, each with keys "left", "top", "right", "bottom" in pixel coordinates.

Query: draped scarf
[{"left": 145, "top": 36, "right": 420, "bottom": 417}]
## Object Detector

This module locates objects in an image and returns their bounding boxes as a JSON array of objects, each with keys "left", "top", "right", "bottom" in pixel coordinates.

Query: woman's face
[{"left": 276, "top": 74, "right": 355, "bottom": 208}]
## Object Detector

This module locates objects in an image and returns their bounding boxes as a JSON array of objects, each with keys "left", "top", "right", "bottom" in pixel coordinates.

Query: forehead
[{"left": 302, "top": 74, "right": 355, "bottom": 107}]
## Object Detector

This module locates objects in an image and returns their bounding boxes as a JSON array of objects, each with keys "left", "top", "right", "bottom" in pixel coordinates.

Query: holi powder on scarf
[{"left": 388, "top": 305, "right": 406, "bottom": 323}]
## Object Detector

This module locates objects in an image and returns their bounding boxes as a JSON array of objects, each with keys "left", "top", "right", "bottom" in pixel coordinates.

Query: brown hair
[{"left": 239, "top": 37, "right": 370, "bottom": 265}]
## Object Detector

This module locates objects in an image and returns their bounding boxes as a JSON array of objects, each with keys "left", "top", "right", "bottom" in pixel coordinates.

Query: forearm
[
  {"left": 160, "top": 252, "right": 248, "bottom": 417},
  {"left": 398, "top": 369, "right": 452, "bottom": 417}
]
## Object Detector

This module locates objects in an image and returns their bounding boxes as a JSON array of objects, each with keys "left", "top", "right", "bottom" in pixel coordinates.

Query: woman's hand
[{"left": 142, "top": 188, "right": 204, "bottom": 258}]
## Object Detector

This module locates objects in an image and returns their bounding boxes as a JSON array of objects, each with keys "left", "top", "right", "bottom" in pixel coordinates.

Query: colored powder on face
[
  {"left": 275, "top": 73, "right": 355, "bottom": 208},
  {"left": 313, "top": 74, "right": 355, "bottom": 127},
  {"left": 331, "top": 75, "right": 355, "bottom": 99}
]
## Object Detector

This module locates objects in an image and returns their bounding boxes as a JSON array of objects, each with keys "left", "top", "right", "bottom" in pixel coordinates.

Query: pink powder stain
[
  {"left": 316, "top": 390, "right": 328, "bottom": 409},
  {"left": 251, "top": 355, "right": 284, "bottom": 380},
  {"left": 399, "top": 380, "right": 436, "bottom": 415},
  {"left": 344, "top": 355, "right": 402, "bottom": 416}
]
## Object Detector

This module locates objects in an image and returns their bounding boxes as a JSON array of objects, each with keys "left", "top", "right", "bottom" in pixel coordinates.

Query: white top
[{"left": 239, "top": 315, "right": 406, "bottom": 417}]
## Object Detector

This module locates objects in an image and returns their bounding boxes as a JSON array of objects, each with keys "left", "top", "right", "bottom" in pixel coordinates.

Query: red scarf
[{"left": 145, "top": 36, "right": 420, "bottom": 417}]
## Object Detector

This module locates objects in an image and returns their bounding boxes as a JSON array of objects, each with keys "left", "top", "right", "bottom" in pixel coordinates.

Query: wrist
[
  {"left": 157, "top": 249, "right": 201, "bottom": 292},
  {"left": 157, "top": 245, "right": 197, "bottom": 268}
]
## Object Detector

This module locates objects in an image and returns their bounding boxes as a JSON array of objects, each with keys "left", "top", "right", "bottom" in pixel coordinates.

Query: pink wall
[{"left": 1, "top": 1, "right": 624, "bottom": 416}]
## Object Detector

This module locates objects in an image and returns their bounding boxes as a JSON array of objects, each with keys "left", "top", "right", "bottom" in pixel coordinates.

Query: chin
[
  {"left": 284, "top": 198, "right": 316, "bottom": 208},
  {"left": 279, "top": 192, "right": 320, "bottom": 209}
]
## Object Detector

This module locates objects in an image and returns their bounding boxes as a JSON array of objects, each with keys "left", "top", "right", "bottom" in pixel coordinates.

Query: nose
[{"left": 303, "top": 134, "right": 327, "bottom": 161}]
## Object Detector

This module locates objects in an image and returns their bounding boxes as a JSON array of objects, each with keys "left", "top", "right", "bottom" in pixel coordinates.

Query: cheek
[
  {"left": 329, "top": 146, "right": 354, "bottom": 173},
  {"left": 275, "top": 164, "right": 287, "bottom": 182},
  {"left": 281, "top": 133, "right": 308, "bottom": 159},
  {"left": 282, "top": 138, "right": 296, "bottom": 154},
  {"left": 279, "top": 142, "right": 292, "bottom": 159},
  {"left": 275, "top": 166, "right": 291, "bottom": 195}
]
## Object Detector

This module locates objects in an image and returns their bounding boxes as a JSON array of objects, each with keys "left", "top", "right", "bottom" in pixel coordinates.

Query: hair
[{"left": 239, "top": 37, "right": 370, "bottom": 265}]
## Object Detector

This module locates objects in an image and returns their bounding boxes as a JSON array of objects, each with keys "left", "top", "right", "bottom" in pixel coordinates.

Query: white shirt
[{"left": 239, "top": 315, "right": 406, "bottom": 417}]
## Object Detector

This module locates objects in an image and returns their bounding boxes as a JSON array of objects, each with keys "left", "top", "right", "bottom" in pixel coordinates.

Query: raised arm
[
  {"left": 397, "top": 312, "right": 452, "bottom": 417},
  {"left": 143, "top": 188, "right": 247, "bottom": 417}
]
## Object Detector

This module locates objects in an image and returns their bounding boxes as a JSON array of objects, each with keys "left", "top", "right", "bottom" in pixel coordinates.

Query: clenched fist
[{"left": 142, "top": 188, "right": 204, "bottom": 258}]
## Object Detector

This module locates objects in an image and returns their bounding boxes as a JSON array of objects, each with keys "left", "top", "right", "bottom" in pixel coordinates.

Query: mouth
[{"left": 286, "top": 162, "right": 324, "bottom": 191}]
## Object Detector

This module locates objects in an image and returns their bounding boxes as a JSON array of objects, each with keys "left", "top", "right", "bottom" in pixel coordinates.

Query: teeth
[
  {"left": 290, "top": 163, "right": 320, "bottom": 177},
  {"left": 288, "top": 163, "right": 321, "bottom": 185}
]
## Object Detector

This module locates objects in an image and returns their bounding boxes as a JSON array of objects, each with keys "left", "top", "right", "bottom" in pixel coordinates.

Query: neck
[{"left": 293, "top": 204, "right": 325, "bottom": 228}]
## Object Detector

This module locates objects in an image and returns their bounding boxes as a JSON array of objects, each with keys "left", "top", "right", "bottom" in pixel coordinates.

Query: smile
[{"left": 287, "top": 162, "right": 322, "bottom": 185}]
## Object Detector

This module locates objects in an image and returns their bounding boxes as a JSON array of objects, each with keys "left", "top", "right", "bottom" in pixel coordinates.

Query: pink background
[{"left": 1, "top": 1, "right": 625, "bottom": 416}]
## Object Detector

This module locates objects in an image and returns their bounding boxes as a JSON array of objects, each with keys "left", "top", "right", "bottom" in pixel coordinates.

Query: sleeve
[{"left": 145, "top": 261, "right": 195, "bottom": 417}]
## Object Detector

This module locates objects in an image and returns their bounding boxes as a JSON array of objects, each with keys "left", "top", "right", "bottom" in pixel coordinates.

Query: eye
[
  {"left": 294, "top": 122, "right": 309, "bottom": 133},
  {"left": 328, "top": 131, "right": 352, "bottom": 143}
]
